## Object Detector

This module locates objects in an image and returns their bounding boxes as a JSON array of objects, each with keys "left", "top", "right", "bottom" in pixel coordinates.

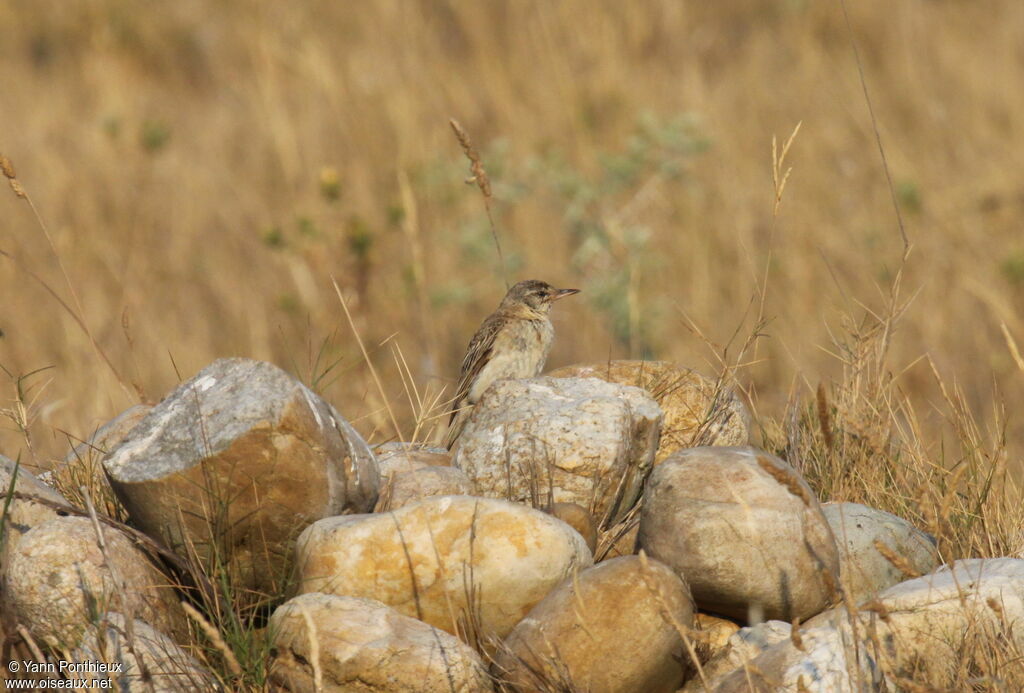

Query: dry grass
[
  {"left": 0, "top": 0, "right": 1021, "bottom": 462},
  {"left": 1, "top": 1, "right": 1023, "bottom": 690}
]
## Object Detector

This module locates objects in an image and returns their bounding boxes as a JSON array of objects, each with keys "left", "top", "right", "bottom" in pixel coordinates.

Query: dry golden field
[
  {"left": 5, "top": 2, "right": 1024, "bottom": 688},
  {"left": 1, "top": 0, "right": 1022, "bottom": 467}
]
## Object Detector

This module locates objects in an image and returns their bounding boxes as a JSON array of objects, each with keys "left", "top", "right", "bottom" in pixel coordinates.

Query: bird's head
[{"left": 502, "top": 280, "right": 580, "bottom": 313}]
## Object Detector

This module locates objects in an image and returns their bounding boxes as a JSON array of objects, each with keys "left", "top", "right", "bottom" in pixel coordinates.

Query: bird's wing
[{"left": 449, "top": 312, "right": 504, "bottom": 425}]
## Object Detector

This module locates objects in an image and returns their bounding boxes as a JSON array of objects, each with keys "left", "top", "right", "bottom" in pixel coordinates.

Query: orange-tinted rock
[{"left": 295, "top": 496, "right": 592, "bottom": 641}]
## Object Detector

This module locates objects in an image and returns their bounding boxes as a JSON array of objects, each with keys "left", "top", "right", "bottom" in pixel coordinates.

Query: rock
[
  {"left": 375, "top": 442, "right": 451, "bottom": 482},
  {"left": 822, "top": 501, "right": 939, "bottom": 604},
  {"left": 693, "top": 613, "right": 740, "bottom": 659},
  {"left": 548, "top": 361, "right": 750, "bottom": 463},
  {"left": 103, "top": 358, "right": 379, "bottom": 596},
  {"left": 4, "top": 516, "right": 185, "bottom": 649},
  {"left": 710, "top": 623, "right": 873, "bottom": 693},
  {"left": 452, "top": 377, "right": 662, "bottom": 527},
  {"left": 728, "top": 559, "right": 1024, "bottom": 691},
  {"left": 72, "top": 613, "right": 217, "bottom": 692},
  {"left": 0, "top": 454, "right": 70, "bottom": 571},
  {"left": 809, "top": 557, "right": 1024, "bottom": 680},
  {"left": 545, "top": 502, "right": 597, "bottom": 554},
  {"left": 45, "top": 404, "right": 151, "bottom": 515},
  {"left": 874, "top": 557, "right": 1024, "bottom": 641},
  {"left": 638, "top": 446, "right": 839, "bottom": 621},
  {"left": 295, "top": 495, "right": 592, "bottom": 641},
  {"left": 492, "top": 556, "right": 694, "bottom": 693},
  {"left": 269, "top": 593, "right": 492, "bottom": 693},
  {"left": 375, "top": 466, "right": 475, "bottom": 511},
  {"left": 681, "top": 620, "right": 793, "bottom": 692},
  {"left": 735, "top": 620, "right": 792, "bottom": 649}
]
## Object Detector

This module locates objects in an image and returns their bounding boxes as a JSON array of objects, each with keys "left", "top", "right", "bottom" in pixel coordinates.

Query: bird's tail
[{"left": 444, "top": 404, "right": 473, "bottom": 449}]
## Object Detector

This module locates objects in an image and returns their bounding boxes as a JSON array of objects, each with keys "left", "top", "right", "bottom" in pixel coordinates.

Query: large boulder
[
  {"left": 375, "top": 465, "right": 475, "bottom": 512},
  {"left": 823, "top": 502, "right": 939, "bottom": 604},
  {"left": 807, "top": 557, "right": 1024, "bottom": 682},
  {"left": 294, "top": 495, "right": 592, "bottom": 641},
  {"left": 492, "top": 556, "right": 694, "bottom": 693},
  {"left": 269, "top": 593, "right": 492, "bottom": 693},
  {"left": 103, "top": 358, "right": 379, "bottom": 596},
  {"left": 548, "top": 360, "right": 750, "bottom": 462},
  {"left": 4, "top": 516, "right": 185, "bottom": 649},
  {"left": 714, "top": 559, "right": 1024, "bottom": 691},
  {"left": 871, "top": 557, "right": 1024, "bottom": 645},
  {"left": 451, "top": 377, "right": 662, "bottom": 528},
  {"left": 72, "top": 613, "right": 217, "bottom": 692},
  {"left": 0, "top": 454, "right": 69, "bottom": 571},
  {"left": 638, "top": 446, "right": 839, "bottom": 621}
]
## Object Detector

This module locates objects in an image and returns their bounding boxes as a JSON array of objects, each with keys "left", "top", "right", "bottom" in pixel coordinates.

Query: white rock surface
[
  {"left": 269, "top": 593, "right": 492, "bottom": 692},
  {"left": 727, "top": 559, "right": 1024, "bottom": 691},
  {"left": 294, "top": 495, "right": 593, "bottom": 641},
  {"left": 810, "top": 558, "right": 1024, "bottom": 669},
  {"left": 711, "top": 623, "right": 876, "bottom": 693},
  {"left": 681, "top": 620, "right": 793, "bottom": 692},
  {"left": 452, "top": 377, "right": 662, "bottom": 527}
]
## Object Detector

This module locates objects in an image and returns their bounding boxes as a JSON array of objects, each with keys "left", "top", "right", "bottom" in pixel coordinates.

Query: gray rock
[
  {"left": 452, "top": 377, "right": 662, "bottom": 527},
  {"left": 103, "top": 358, "right": 379, "bottom": 597},
  {"left": 5, "top": 516, "right": 185, "bottom": 649},
  {"left": 0, "top": 454, "right": 70, "bottom": 571},
  {"left": 72, "top": 613, "right": 218, "bottom": 692},
  {"left": 269, "top": 593, "right": 492, "bottom": 693},
  {"left": 638, "top": 446, "right": 839, "bottom": 622},
  {"left": 823, "top": 501, "right": 939, "bottom": 604}
]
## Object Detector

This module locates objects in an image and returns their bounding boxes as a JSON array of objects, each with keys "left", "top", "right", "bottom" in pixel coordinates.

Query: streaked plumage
[{"left": 444, "top": 280, "right": 579, "bottom": 448}]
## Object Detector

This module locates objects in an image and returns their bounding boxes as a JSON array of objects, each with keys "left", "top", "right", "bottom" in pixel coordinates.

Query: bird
[{"left": 444, "top": 279, "right": 580, "bottom": 449}]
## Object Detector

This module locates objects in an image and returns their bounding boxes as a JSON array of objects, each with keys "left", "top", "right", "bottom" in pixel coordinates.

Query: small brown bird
[{"left": 444, "top": 279, "right": 580, "bottom": 448}]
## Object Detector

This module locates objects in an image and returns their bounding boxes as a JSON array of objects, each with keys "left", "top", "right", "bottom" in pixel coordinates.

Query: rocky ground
[{"left": 1, "top": 357, "right": 1020, "bottom": 691}]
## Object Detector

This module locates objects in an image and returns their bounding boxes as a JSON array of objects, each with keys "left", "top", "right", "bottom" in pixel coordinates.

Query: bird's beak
[{"left": 553, "top": 288, "right": 581, "bottom": 301}]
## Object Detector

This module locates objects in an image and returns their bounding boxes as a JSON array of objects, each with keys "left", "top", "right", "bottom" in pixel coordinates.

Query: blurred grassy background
[{"left": 0, "top": 0, "right": 1021, "bottom": 465}]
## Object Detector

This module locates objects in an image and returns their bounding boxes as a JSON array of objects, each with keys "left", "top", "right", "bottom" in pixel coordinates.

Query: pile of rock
[{"left": 3, "top": 356, "right": 1018, "bottom": 693}]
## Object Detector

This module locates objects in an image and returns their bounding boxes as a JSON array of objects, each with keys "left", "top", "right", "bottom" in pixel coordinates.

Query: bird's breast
[{"left": 467, "top": 318, "right": 553, "bottom": 403}]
